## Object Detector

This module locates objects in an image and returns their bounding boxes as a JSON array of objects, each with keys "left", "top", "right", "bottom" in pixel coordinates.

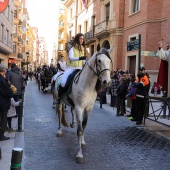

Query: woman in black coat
[{"left": 0, "top": 64, "right": 13, "bottom": 141}]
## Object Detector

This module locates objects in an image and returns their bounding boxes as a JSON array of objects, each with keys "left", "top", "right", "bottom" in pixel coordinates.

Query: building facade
[
  {"left": 0, "top": 0, "right": 14, "bottom": 66},
  {"left": 64, "top": 0, "right": 170, "bottom": 84}
]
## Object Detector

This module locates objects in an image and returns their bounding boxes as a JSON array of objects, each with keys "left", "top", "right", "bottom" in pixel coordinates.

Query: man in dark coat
[
  {"left": 0, "top": 64, "right": 13, "bottom": 140},
  {"left": 6, "top": 63, "right": 23, "bottom": 116}
]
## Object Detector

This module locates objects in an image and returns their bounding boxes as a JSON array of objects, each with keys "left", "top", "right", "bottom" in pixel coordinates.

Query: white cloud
[{"left": 27, "top": 0, "right": 59, "bottom": 62}]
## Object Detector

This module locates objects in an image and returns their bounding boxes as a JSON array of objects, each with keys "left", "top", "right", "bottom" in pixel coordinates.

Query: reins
[{"left": 74, "top": 51, "right": 112, "bottom": 84}]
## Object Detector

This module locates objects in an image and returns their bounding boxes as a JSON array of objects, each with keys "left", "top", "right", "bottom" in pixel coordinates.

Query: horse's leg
[
  {"left": 56, "top": 103, "right": 63, "bottom": 137},
  {"left": 81, "top": 108, "right": 91, "bottom": 149},
  {"left": 75, "top": 107, "right": 84, "bottom": 164},
  {"left": 70, "top": 107, "right": 76, "bottom": 128}
]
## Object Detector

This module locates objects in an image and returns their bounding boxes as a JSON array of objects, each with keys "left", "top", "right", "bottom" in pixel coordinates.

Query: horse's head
[{"left": 88, "top": 48, "right": 113, "bottom": 87}]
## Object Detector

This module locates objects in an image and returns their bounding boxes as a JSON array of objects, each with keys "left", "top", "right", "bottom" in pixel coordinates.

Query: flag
[{"left": 82, "top": 0, "right": 87, "bottom": 8}]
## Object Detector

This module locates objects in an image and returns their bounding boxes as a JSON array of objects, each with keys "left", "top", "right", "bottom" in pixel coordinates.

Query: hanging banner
[{"left": 0, "top": 0, "right": 9, "bottom": 13}]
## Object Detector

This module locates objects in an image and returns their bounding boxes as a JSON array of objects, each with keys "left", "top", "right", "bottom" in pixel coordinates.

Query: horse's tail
[{"left": 61, "top": 104, "right": 69, "bottom": 127}]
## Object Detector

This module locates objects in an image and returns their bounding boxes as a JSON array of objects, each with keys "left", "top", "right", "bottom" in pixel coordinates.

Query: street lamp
[{"left": 26, "top": 51, "right": 30, "bottom": 74}]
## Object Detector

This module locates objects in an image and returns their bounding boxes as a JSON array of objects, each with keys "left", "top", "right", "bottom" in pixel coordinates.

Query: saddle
[
  {"left": 57, "top": 69, "right": 80, "bottom": 107},
  {"left": 57, "top": 69, "right": 80, "bottom": 95}
]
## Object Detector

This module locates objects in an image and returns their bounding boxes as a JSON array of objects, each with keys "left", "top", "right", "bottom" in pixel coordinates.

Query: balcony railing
[
  {"left": 94, "top": 20, "right": 109, "bottom": 35},
  {"left": 85, "top": 29, "right": 94, "bottom": 39}
]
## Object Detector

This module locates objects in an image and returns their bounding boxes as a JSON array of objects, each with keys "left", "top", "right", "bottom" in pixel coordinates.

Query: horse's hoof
[
  {"left": 56, "top": 132, "right": 62, "bottom": 137},
  {"left": 52, "top": 105, "right": 55, "bottom": 109},
  {"left": 76, "top": 157, "right": 84, "bottom": 164},
  {"left": 70, "top": 123, "right": 75, "bottom": 128},
  {"left": 81, "top": 143, "right": 86, "bottom": 149}
]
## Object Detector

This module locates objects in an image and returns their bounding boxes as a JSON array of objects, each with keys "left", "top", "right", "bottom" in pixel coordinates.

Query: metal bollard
[
  {"left": 18, "top": 102, "right": 23, "bottom": 131},
  {"left": 0, "top": 147, "right": 1, "bottom": 159},
  {"left": 10, "top": 148, "right": 23, "bottom": 170}
]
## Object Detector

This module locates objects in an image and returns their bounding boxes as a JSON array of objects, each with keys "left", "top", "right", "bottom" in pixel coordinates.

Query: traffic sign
[
  {"left": 0, "top": 0, "right": 9, "bottom": 13},
  {"left": 127, "top": 39, "right": 139, "bottom": 51}
]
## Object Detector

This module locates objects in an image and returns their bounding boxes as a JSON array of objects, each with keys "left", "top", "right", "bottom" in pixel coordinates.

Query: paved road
[{"left": 23, "top": 80, "right": 170, "bottom": 170}]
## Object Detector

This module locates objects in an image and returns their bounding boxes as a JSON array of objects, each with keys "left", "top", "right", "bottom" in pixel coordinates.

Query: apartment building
[
  {"left": 64, "top": 0, "right": 170, "bottom": 84},
  {"left": 38, "top": 37, "right": 47, "bottom": 66},
  {"left": 57, "top": 0, "right": 68, "bottom": 61},
  {"left": 26, "top": 24, "right": 35, "bottom": 71},
  {"left": 0, "top": 0, "right": 14, "bottom": 65},
  {"left": 32, "top": 27, "right": 40, "bottom": 69}
]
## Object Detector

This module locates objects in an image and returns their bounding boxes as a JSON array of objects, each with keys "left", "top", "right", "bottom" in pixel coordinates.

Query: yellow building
[
  {"left": 25, "top": 24, "right": 36, "bottom": 71},
  {"left": 9, "top": 0, "right": 24, "bottom": 68},
  {"left": 57, "top": 0, "right": 68, "bottom": 62}
]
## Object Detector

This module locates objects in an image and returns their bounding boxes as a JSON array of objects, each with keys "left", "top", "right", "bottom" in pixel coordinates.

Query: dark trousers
[
  {"left": 117, "top": 96, "right": 124, "bottom": 115},
  {"left": 13, "top": 95, "right": 21, "bottom": 115},
  {"left": 136, "top": 96, "right": 145, "bottom": 122},
  {"left": 131, "top": 99, "right": 137, "bottom": 118},
  {"left": 111, "top": 95, "right": 117, "bottom": 107},
  {"left": 0, "top": 111, "right": 8, "bottom": 137},
  {"left": 7, "top": 117, "right": 12, "bottom": 129}
]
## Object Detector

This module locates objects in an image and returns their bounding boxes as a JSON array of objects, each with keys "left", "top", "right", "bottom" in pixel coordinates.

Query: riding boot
[{"left": 56, "top": 86, "right": 65, "bottom": 104}]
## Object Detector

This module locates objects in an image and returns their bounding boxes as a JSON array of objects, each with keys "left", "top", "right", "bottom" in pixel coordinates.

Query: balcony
[
  {"left": 94, "top": 20, "right": 111, "bottom": 38},
  {"left": 14, "top": 0, "right": 20, "bottom": 7},
  {"left": 17, "top": 53, "right": 23, "bottom": 59},
  {"left": 84, "top": 28, "right": 95, "bottom": 44}
]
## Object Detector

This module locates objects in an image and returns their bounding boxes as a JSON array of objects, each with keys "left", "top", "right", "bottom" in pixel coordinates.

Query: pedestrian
[
  {"left": 6, "top": 63, "right": 23, "bottom": 117},
  {"left": 126, "top": 78, "right": 137, "bottom": 121},
  {"left": 135, "top": 72, "right": 149, "bottom": 125},
  {"left": 110, "top": 72, "right": 119, "bottom": 108},
  {"left": 99, "top": 87, "right": 107, "bottom": 109},
  {"left": 161, "top": 91, "right": 170, "bottom": 119},
  {"left": 7, "top": 98, "right": 22, "bottom": 132},
  {"left": 0, "top": 64, "right": 13, "bottom": 141},
  {"left": 57, "top": 33, "right": 87, "bottom": 104},
  {"left": 116, "top": 77, "right": 127, "bottom": 116}
]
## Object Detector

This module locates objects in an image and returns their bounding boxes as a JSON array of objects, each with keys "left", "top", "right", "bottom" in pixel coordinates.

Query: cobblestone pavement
[{"left": 23, "top": 81, "right": 170, "bottom": 170}]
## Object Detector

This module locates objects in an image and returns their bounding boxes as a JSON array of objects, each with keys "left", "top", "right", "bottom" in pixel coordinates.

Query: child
[
  {"left": 7, "top": 98, "right": 22, "bottom": 132},
  {"left": 126, "top": 78, "right": 137, "bottom": 121}
]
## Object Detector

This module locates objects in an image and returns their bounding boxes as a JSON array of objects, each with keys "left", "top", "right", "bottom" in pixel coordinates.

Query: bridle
[
  {"left": 74, "top": 50, "right": 113, "bottom": 84},
  {"left": 87, "top": 51, "right": 112, "bottom": 77}
]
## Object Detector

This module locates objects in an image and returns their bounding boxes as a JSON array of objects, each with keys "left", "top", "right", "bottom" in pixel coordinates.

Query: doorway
[
  {"left": 129, "top": 55, "right": 136, "bottom": 76},
  {"left": 102, "top": 40, "right": 110, "bottom": 49}
]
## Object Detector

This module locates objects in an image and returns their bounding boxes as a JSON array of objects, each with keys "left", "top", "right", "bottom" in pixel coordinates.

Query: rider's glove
[{"left": 79, "top": 56, "right": 87, "bottom": 60}]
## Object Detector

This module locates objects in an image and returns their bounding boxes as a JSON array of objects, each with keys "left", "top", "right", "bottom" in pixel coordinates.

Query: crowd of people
[{"left": 1, "top": 35, "right": 170, "bottom": 142}]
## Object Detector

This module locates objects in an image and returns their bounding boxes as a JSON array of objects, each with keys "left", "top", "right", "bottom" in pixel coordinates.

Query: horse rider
[
  {"left": 56, "top": 33, "right": 87, "bottom": 104},
  {"left": 51, "top": 55, "right": 66, "bottom": 89}
]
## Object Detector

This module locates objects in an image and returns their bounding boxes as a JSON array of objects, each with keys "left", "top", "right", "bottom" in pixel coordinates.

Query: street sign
[
  {"left": 0, "top": 0, "right": 9, "bottom": 13},
  {"left": 127, "top": 39, "right": 139, "bottom": 51},
  {"left": 141, "top": 51, "right": 157, "bottom": 57}
]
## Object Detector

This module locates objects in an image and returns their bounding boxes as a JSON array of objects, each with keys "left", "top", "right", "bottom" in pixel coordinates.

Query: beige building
[
  {"left": 57, "top": 0, "right": 68, "bottom": 62},
  {"left": 64, "top": 0, "right": 170, "bottom": 84},
  {"left": 0, "top": 0, "right": 14, "bottom": 66}
]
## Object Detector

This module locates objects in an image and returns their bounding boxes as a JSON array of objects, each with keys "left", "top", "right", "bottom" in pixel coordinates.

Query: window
[
  {"left": 0, "top": 24, "right": 4, "bottom": 42},
  {"left": 84, "top": 21, "right": 88, "bottom": 32},
  {"left": 14, "top": 8, "right": 17, "bottom": 18},
  {"left": 69, "top": 30, "right": 72, "bottom": 41},
  {"left": 11, "top": 11, "right": 13, "bottom": 24},
  {"left": 70, "top": 8, "right": 72, "bottom": 19},
  {"left": 92, "top": 15, "right": 96, "bottom": 27},
  {"left": 106, "top": 3, "right": 110, "bottom": 20},
  {"left": 10, "top": 34, "right": 12, "bottom": 48},
  {"left": 13, "top": 24, "right": 17, "bottom": 35},
  {"left": 8, "top": 5, "right": 10, "bottom": 20},
  {"left": 78, "top": 25, "right": 81, "bottom": 33},
  {"left": 130, "top": 0, "right": 140, "bottom": 14},
  {"left": 13, "top": 42, "right": 16, "bottom": 53},
  {"left": 5, "top": 30, "right": 9, "bottom": 44}
]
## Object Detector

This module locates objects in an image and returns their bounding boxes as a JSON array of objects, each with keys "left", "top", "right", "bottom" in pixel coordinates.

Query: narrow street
[{"left": 23, "top": 80, "right": 170, "bottom": 170}]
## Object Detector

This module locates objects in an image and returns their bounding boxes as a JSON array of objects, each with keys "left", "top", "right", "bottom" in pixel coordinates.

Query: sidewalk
[{"left": 0, "top": 92, "right": 170, "bottom": 169}]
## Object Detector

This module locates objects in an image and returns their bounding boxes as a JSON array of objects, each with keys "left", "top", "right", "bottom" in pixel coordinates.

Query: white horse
[{"left": 54, "top": 48, "right": 112, "bottom": 163}]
